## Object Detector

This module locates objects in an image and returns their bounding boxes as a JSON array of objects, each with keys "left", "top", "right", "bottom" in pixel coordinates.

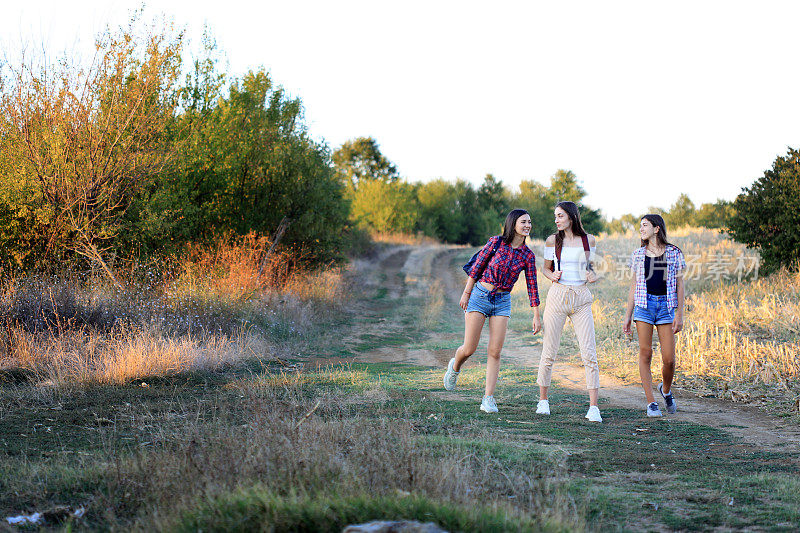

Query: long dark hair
[
  {"left": 502, "top": 209, "right": 530, "bottom": 244},
  {"left": 554, "top": 201, "right": 587, "bottom": 250},
  {"left": 640, "top": 214, "right": 675, "bottom": 249}
]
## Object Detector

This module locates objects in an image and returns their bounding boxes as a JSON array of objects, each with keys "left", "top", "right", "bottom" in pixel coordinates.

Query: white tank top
[{"left": 543, "top": 245, "right": 596, "bottom": 286}]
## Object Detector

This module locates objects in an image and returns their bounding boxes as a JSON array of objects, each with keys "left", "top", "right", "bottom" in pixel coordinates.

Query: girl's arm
[
  {"left": 459, "top": 277, "right": 477, "bottom": 311},
  {"left": 673, "top": 275, "right": 685, "bottom": 334},
  {"left": 586, "top": 234, "right": 598, "bottom": 283},
  {"left": 525, "top": 252, "right": 542, "bottom": 334},
  {"left": 623, "top": 276, "right": 636, "bottom": 335},
  {"left": 531, "top": 304, "right": 541, "bottom": 334}
]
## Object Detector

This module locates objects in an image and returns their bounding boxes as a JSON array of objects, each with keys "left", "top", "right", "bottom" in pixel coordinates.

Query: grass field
[{"left": 1, "top": 230, "right": 798, "bottom": 531}]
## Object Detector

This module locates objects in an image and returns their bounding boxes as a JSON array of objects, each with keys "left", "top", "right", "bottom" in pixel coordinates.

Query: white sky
[{"left": 3, "top": 1, "right": 799, "bottom": 219}]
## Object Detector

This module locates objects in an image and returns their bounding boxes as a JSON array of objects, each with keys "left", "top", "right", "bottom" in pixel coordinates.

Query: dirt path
[{"left": 346, "top": 244, "right": 800, "bottom": 449}]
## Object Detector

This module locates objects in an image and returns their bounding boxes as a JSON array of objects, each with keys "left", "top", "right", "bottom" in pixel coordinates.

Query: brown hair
[
  {"left": 502, "top": 209, "right": 530, "bottom": 244},
  {"left": 553, "top": 201, "right": 587, "bottom": 250}
]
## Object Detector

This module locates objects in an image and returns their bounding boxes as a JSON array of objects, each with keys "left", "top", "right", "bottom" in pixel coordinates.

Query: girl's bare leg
[
  {"left": 453, "top": 312, "right": 486, "bottom": 371},
  {"left": 484, "top": 315, "right": 509, "bottom": 396},
  {"left": 656, "top": 323, "right": 676, "bottom": 394},
  {"left": 636, "top": 321, "right": 656, "bottom": 404}
]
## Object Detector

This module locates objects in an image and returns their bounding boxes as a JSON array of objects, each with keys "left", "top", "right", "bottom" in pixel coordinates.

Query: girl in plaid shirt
[
  {"left": 623, "top": 214, "right": 686, "bottom": 417},
  {"left": 443, "top": 209, "right": 541, "bottom": 414}
]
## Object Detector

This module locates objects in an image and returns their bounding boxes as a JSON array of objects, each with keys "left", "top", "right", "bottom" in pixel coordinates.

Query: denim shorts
[
  {"left": 633, "top": 294, "right": 675, "bottom": 325},
  {"left": 466, "top": 283, "right": 511, "bottom": 317}
]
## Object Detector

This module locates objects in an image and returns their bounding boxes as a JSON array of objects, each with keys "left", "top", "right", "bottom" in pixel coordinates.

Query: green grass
[{"left": 166, "top": 490, "right": 569, "bottom": 533}]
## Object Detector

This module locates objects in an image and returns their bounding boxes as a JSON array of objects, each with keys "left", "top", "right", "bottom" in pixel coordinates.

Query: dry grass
[
  {"left": 370, "top": 231, "right": 440, "bottom": 246},
  {"left": 105, "top": 375, "right": 577, "bottom": 531},
  {"left": 3, "top": 326, "right": 267, "bottom": 385},
  {"left": 0, "top": 234, "right": 345, "bottom": 385}
]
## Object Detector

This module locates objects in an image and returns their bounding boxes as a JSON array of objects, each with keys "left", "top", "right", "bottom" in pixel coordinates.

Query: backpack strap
[
  {"left": 582, "top": 234, "right": 594, "bottom": 272},
  {"left": 553, "top": 234, "right": 593, "bottom": 272},
  {"left": 474, "top": 236, "right": 502, "bottom": 280}
]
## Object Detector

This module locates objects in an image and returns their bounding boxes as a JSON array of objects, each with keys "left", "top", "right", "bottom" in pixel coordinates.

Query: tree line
[
  {"left": 0, "top": 17, "right": 796, "bottom": 277},
  {"left": 334, "top": 137, "right": 604, "bottom": 244}
]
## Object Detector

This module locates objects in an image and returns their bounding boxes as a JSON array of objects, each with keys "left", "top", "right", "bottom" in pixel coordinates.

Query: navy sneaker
[
  {"left": 647, "top": 402, "right": 662, "bottom": 417},
  {"left": 658, "top": 383, "right": 677, "bottom": 414}
]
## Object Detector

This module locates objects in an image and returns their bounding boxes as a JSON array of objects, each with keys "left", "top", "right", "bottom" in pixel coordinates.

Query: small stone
[{"left": 342, "top": 520, "right": 448, "bottom": 533}]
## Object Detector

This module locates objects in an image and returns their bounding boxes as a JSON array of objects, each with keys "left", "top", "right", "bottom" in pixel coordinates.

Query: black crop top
[{"left": 644, "top": 254, "right": 667, "bottom": 296}]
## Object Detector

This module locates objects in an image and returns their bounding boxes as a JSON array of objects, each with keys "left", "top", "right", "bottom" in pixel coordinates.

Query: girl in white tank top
[{"left": 536, "top": 201, "right": 602, "bottom": 422}]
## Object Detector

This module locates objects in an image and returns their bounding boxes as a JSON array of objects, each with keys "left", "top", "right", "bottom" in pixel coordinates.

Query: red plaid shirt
[{"left": 469, "top": 236, "right": 540, "bottom": 307}]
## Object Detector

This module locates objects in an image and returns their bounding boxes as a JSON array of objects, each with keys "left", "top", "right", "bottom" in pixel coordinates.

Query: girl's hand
[
  {"left": 532, "top": 314, "right": 541, "bottom": 335},
  {"left": 551, "top": 270, "right": 562, "bottom": 282},
  {"left": 586, "top": 271, "right": 598, "bottom": 283},
  {"left": 460, "top": 292, "right": 470, "bottom": 311},
  {"left": 672, "top": 314, "right": 684, "bottom": 334},
  {"left": 623, "top": 316, "right": 632, "bottom": 335}
]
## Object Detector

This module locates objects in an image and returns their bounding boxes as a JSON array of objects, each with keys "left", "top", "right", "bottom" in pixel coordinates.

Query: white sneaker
[
  {"left": 536, "top": 399, "right": 550, "bottom": 415},
  {"left": 480, "top": 395, "right": 498, "bottom": 413},
  {"left": 443, "top": 358, "right": 459, "bottom": 390},
  {"left": 647, "top": 402, "right": 662, "bottom": 417},
  {"left": 585, "top": 405, "right": 602, "bottom": 423},
  {"left": 658, "top": 383, "right": 677, "bottom": 414}
]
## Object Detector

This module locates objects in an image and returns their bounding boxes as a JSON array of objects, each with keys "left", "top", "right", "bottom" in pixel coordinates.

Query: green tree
[
  {"left": 416, "top": 179, "right": 464, "bottom": 242},
  {"left": 333, "top": 137, "right": 399, "bottom": 192},
  {"left": 549, "top": 169, "right": 585, "bottom": 202},
  {"left": 606, "top": 214, "right": 639, "bottom": 234},
  {"left": 477, "top": 174, "right": 510, "bottom": 218},
  {"left": 515, "top": 179, "right": 552, "bottom": 239},
  {"left": 728, "top": 147, "right": 800, "bottom": 272},
  {"left": 664, "top": 193, "right": 696, "bottom": 228},
  {"left": 131, "top": 68, "right": 349, "bottom": 264},
  {"left": 350, "top": 179, "right": 417, "bottom": 233},
  {"left": 530, "top": 169, "right": 605, "bottom": 237},
  {"left": 694, "top": 200, "right": 734, "bottom": 230}
]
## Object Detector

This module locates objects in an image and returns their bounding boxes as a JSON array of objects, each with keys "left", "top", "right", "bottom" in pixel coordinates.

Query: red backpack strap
[
  {"left": 582, "top": 234, "right": 593, "bottom": 271},
  {"left": 553, "top": 234, "right": 562, "bottom": 271}
]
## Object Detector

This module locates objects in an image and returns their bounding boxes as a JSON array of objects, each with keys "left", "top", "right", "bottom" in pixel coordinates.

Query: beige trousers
[{"left": 537, "top": 282, "right": 600, "bottom": 389}]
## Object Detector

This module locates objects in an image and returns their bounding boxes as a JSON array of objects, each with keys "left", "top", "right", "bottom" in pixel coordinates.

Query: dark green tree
[
  {"left": 524, "top": 169, "right": 605, "bottom": 237},
  {"left": 516, "top": 179, "right": 553, "bottom": 239},
  {"left": 728, "top": 147, "right": 800, "bottom": 272},
  {"left": 130, "top": 68, "right": 349, "bottom": 264},
  {"left": 694, "top": 200, "right": 734, "bottom": 230},
  {"left": 416, "top": 179, "right": 464, "bottom": 242},
  {"left": 477, "top": 174, "right": 510, "bottom": 217}
]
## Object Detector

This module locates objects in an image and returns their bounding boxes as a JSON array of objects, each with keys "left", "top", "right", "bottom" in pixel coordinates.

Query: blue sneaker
[
  {"left": 658, "top": 383, "right": 676, "bottom": 414},
  {"left": 480, "top": 395, "right": 498, "bottom": 413},
  {"left": 647, "top": 402, "right": 662, "bottom": 417},
  {"left": 443, "top": 358, "right": 459, "bottom": 390}
]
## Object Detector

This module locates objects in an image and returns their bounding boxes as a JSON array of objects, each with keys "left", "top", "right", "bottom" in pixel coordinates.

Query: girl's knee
[
  {"left": 460, "top": 345, "right": 477, "bottom": 358},
  {"left": 487, "top": 350, "right": 501, "bottom": 361}
]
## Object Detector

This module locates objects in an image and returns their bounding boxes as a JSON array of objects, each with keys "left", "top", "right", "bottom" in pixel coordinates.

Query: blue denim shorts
[
  {"left": 633, "top": 294, "right": 675, "bottom": 325},
  {"left": 466, "top": 283, "right": 511, "bottom": 317}
]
